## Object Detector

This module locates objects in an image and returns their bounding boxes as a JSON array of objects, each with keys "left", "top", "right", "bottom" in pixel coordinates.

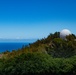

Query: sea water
[{"left": 0, "top": 42, "right": 29, "bottom": 53}]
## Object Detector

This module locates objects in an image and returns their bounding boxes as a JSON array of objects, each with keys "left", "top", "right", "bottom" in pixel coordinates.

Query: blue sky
[{"left": 0, "top": 0, "right": 76, "bottom": 39}]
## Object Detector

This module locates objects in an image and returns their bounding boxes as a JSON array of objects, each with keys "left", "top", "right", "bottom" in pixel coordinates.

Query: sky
[{"left": 0, "top": 0, "right": 76, "bottom": 39}]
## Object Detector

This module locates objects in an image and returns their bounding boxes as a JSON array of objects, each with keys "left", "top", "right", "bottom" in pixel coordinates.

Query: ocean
[{"left": 0, "top": 42, "right": 29, "bottom": 53}]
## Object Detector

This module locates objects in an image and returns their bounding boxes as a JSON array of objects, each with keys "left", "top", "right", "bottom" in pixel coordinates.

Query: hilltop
[
  {"left": 0, "top": 32, "right": 76, "bottom": 75},
  {"left": 3, "top": 32, "right": 76, "bottom": 58}
]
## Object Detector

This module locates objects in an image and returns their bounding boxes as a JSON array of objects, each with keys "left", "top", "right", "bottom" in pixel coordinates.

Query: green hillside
[{"left": 0, "top": 32, "right": 76, "bottom": 75}]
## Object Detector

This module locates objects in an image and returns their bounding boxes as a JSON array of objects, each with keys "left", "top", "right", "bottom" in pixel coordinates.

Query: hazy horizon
[{"left": 0, "top": 38, "right": 37, "bottom": 43}]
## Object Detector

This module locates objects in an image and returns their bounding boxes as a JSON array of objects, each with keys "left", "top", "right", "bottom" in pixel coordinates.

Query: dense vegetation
[{"left": 0, "top": 32, "right": 76, "bottom": 75}]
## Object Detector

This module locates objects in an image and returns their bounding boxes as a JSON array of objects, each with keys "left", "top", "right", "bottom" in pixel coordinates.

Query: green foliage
[
  {"left": 0, "top": 53, "right": 76, "bottom": 75},
  {"left": 44, "top": 33, "right": 76, "bottom": 58},
  {"left": 0, "top": 32, "right": 76, "bottom": 75}
]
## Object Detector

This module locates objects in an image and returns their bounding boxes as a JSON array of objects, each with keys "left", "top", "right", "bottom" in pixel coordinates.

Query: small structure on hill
[{"left": 60, "top": 29, "right": 71, "bottom": 39}]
